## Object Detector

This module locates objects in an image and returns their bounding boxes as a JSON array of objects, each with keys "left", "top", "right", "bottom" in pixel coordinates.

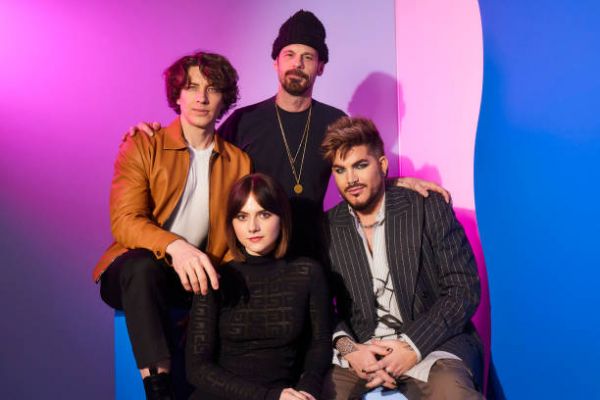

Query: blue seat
[
  {"left": 114, "top": 310, "right": 192, "bottom": 399},
  {"left": 363, "top": 387, "right": 408, "bottom": 399},
  {"left": 114, "top": 311, "right": 145, "bottom": 399}
]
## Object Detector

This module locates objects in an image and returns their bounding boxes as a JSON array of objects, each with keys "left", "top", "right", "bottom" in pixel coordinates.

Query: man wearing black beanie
[
  {"left": 219, "top": 10, "right": 344, "bottom": 261},
  {"left": 219, "top": 10, "right": 447, "bottom": 261}
]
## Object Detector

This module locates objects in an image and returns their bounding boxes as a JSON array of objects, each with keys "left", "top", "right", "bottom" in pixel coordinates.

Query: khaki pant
[{"left": 321, "top": 359, "right": 483, "bottom": 400}]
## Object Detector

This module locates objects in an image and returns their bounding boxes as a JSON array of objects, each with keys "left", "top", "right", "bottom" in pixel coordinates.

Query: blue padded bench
[
  {"left": 363, "top": 387, "right": 408, "bottom": 399},
  {"left": 114, "top": 310, "right": 192, "bottom": 399}
]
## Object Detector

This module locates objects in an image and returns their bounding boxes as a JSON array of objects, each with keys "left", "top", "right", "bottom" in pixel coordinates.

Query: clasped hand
[{"left": 345, "top": 340, "right": 418, "bottom": 389}]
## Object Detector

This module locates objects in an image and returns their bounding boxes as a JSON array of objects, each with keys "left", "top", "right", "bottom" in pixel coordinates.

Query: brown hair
[
  {"left": 164, "top": 51, "right": 239, "bottom": 119},
  {"left": 225, "top": 173, "right": 292, "bottom": 262},
  {"left": 321, "top": 116, "right": 385, "bottom": 163}
]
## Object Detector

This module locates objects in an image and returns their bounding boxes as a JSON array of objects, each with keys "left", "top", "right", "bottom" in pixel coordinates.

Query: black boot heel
[{"left": 143, "top": 367, "right": 175, "bottom": 400}]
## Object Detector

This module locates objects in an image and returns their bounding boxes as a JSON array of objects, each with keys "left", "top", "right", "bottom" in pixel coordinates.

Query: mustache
[
  {"left": 345, "top": 183, "right": 366, "bottom": 193},
  {"left": 285, "top": 69, "right": 309, "bottom": 80}
]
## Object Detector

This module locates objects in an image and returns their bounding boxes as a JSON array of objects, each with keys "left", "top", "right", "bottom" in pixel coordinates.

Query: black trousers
[{"left": 100, "top": 249, "right": 192, "bottom": 369}]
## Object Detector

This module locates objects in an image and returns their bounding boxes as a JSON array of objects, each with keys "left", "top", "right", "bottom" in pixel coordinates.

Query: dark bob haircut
[
  {"left": 225, "top": 173, "right": 292, "bottom": 262},
  {"left": 164, "top": 51, "right": 239, "bottom": 119}
]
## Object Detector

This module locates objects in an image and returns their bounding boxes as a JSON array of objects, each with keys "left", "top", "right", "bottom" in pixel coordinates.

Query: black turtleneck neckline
[{"left": 240, "top": 248, "right": 277, "bottom": 265}]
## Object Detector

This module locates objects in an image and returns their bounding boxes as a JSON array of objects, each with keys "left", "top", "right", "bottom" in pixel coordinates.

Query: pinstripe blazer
[{"left": 325, "top": 186, "right": 483, "bottom": 381}]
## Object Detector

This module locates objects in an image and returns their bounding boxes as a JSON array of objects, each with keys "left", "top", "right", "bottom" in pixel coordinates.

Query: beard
[
  {"left": 343, "top": 180, "right": 385, "bottom": 213},
  {"left": 282, "top": 69, "right": 310, "bottom": 96}
]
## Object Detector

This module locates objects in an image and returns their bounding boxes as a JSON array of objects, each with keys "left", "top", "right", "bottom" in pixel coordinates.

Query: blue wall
[{"left": 476, "top": 1, "right": 600, "bottom": 398}]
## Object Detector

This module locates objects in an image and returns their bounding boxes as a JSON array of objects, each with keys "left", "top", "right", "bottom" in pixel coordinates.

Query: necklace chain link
[{"left": 274, "top": 102, "right": 312, "bottom": 194}]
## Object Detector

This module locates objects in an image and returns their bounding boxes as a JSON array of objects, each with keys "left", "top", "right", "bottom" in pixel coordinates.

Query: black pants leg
[{"left": 100, "top": 249, "right": 192, "bottom": 369}]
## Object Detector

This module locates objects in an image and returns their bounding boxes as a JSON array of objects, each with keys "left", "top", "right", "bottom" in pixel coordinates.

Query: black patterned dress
[{"left": 186, "top": 254, "right": 332, "bottom": 400}]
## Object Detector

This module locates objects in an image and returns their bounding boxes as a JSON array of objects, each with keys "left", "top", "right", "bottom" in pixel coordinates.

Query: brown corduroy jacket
[{"left": 92, "top": 118, "right": 252, "bottom": 282}]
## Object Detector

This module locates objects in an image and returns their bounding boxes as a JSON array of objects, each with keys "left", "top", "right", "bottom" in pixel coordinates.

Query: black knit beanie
[{"left": 271, "top": 10, "right": 329, "bottom": 63}]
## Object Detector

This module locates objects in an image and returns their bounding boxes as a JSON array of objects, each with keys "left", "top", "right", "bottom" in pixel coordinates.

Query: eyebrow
[{"left": 332, "top": 158, "right": 368, "bottom": 168}]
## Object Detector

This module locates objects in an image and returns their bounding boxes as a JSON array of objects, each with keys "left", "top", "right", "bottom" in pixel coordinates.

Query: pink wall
[
  {"left": 395, "top": 0, "right": 489, "bottom": 389},
  {"left": 395, "top": 0, "right": 483, "bottom": 209}
]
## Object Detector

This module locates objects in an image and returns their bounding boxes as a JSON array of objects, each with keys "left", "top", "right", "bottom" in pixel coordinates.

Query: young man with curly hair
[{"left": 93, "top": 52, "right": 251, "bottom": 399}]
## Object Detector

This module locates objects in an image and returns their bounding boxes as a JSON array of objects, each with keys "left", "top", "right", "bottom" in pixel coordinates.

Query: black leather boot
[{"left": 143, "top": 367, "right": 175, "bottom": 400}]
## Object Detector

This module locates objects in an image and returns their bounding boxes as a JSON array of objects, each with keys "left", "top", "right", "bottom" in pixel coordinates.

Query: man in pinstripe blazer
[{"left": 320, "top": 117, "right": 483, "bottom": 400}]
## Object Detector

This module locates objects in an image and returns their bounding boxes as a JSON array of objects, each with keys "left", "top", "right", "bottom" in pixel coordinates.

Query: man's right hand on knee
[{"left": 166, "top": 239, "right": 219, "bottom": 295}]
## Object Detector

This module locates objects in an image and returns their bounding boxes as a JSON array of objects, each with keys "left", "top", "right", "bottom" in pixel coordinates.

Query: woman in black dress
[{"left": 186, "top": 173, "right": 332, "bottom": 400}]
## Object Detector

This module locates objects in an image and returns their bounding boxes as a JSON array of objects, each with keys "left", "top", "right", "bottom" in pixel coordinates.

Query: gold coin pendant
[{"left": 293, "top": 184, "right": 303, "bottom": 194}]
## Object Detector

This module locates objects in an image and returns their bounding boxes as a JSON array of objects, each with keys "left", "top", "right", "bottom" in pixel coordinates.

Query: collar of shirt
[{"left": 347, "top": 193, "right": 386, "bottom": 230}]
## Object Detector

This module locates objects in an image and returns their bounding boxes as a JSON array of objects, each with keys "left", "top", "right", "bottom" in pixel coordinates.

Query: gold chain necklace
[{"left": 274, "top": 103, "right": 312, "bottom": 194}]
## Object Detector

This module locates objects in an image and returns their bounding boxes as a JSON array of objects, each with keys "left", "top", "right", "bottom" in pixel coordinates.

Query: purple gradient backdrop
[{"left": 0, "top": 1, "right": 397, "bottom": 397}]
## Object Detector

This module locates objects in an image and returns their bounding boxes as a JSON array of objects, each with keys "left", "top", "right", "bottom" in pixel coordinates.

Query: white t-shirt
[{"left": 165, "top": 143, "right": 214, "bottom": 247}]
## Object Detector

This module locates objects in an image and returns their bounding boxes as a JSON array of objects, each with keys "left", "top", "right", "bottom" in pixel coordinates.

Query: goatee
[
  {"left": 282, "top": 70, "right": 309, "bottom": 96},
  {"left": 345, "top": 183, "right": 384, "bottom": 214}
]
